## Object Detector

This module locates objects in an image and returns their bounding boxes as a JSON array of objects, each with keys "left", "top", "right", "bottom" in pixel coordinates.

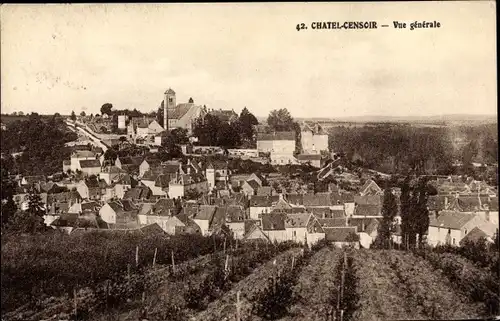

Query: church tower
[{"left": 164, "top": 88, "right": 176, "bottom": 130}]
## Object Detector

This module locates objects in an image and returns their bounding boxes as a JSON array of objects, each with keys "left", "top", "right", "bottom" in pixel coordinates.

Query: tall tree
[
  {"left": 267, "top": 108, "right": 295, "bottom": 132},
  {"left": 400, "top": 176, "right": 413, "bottom": 249},
  {"left": 80, "top": 111, "right": 86, "bottom": 117},
  {"left": 237, "top": 107, "right": 259, "bottom": 143},
  {"left": 1, "top": 161, "right": 17, "bottom": 229},
  {"left": 378, "top": 185, "right": 398, "bottom": 248},
  {"left": 414, "top": 178, "right": 430, "bottom": 247},
  {"left": 70, "top": 110, "right": 76, "bottom": 122},
  {"left": 100, "top": 103, "right": 113, "bottom": 116}
]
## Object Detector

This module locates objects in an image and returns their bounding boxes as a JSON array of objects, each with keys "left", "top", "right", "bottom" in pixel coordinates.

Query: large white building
[{"left": 300, "top": 122, "right": 329, "bottom": 154}]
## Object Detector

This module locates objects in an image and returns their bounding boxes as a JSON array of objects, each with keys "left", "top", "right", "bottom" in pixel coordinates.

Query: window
[
  {"left": 292, "top": 231, "right": 297, "bottom": 237},
  {"left": 452, "top": 238, "right": 456, "bottom": 245},
  {"left": 168, "top": 97, "right": 173, "bottom": 103},
  {"left": 464, "top": 228, "right": 468, "bottom": 235}
]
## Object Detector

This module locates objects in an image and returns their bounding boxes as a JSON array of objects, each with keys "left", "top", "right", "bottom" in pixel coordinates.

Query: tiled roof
[
  {"left": 155, "top": 174, "right": 171, "bottom": 188},
  {"left": 246, "top": 179, "right": 261, "bottom": 190},
  {"left": 354, "top": 204, "right": 381, "bottom": 216},
  {"left": 257, "top": 131, "right": 295, "bottom": 141},
  {"left": 297, "top": 154, "right": 322, "bottom": 161},
  {"left": 324, "top": 227, "right": 358, "bottom": 242},
  {"left": 303, "top": 193, "right": 332, "bottom": 207},
  {"left": 168, "top": 103, "right": 195, "bottom": 120},
  {"left": 429, "top": 211, "right": 477, "bottom": 229},
  {"left": 318, "top": 218, "right": 346, "bottom": 228},
  {"left": 124, "top": 186, "right": 152, "bottom": 200},
  {"left": 250, "top": 195, "right": 279, "bottom": 207},
  {"left": 285, "top": 193, "right": 304, "bottom": 206},
  {"left": 257, "top": 186, "right": 273, "bottom": 196},
  {"left": 152, "top": 198, "right": 176, "bottom": 215},
  {"left": 261, "top": 213, "right": 286, "bottom": 230},
  {"left": 72, "top": 150, "right": 96, "bottom": 158},
  {"left": 354, "top": 195, "right": 383, "bottom": 205},
  {"left": 194, "top": 205, "right": 217, "bottom": 221},
  {"left": 80, "top": 159, "right": 101, "bottom": 168},
  {"left": 460, "top": 227, "right": 490, "bottom": 245},
  {"left": 284, "top": 213, "right": 311, "bottom": 228}
]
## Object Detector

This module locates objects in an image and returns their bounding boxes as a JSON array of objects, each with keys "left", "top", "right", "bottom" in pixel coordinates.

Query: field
[{"left": 2, "top": 234, "right": 498, "bottom": 321}]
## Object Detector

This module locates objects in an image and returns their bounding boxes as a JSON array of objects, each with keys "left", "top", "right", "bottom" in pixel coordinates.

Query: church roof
[
  {"left": 165, "top": 88, "right": 176, "bottom": 95},
  {"left": 168, "top": 103, "right": 196, "bottom": 120}
]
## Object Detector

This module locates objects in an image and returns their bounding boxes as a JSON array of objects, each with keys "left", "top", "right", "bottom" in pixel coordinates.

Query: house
[
  {"left": 427, "top": 211, "right": 497, "bottom": 247},
  {"left": 139, "top": 157, "right": 162, "bottom": 177},
  {"left": 241, "top": 179, "right": 261, "bottom": 197},
  {"left": 349, "top": 218, "right": 380, "bottom": 248},
  {"left": 270, "top": 153, "right": 299, "bottom": 166},
  {"left": 76, "top": 176, "right": 107, "bottom": 200},
  {"left": 223, "top": 206, "right": 246, "bottom": 239},
  {"left": 300, "top": 122, "right": 329, "bottom": 154},
  {"left": 261, "top": 212, "right": 324, "bottom": 244},
  {"left": 205, "top": 160, "right": 230, "bottom": 190},
  {"left": 256, "top": 186, "right": 274, "bottom": 196},
  {"left": 176, "top": 213, "right": 202, "bottom": 235},
  {"left": 63, "top": 160, "right": 71, "bottom": 173},
  {"left": 115, "top": 156, "right": 143, "bottom": 173},
  {"left": 359, "top": 179, "right": 382, "bottom": 196},
  {"left": 67, "top": 200, "right": 101, "bottom": 214},
  {"left": 297, "top": 154, "right": 324, "bottom": 168},
  {"left": 20, "top": 175, "right": 47, "bottom": 186},
  {"left": 70, "top": 150, "right": 96, "bottom": 172},
  {"left": 50, "top": 212, "right": 108, "bottom": 234},
  {"left": 99, "top": 200, "right": 140, "bottom": 229},
  {"left": 192, "top": 205, "right": 217, "bottom": 236},
  {"left": 324, "top": 227, "right": 360, "bottom": 248},
  {"left": 123, "top": 185, "right": 153, "bottom": 202},
  {"left": 244, "top": 220, "right": 270, "bottom": 242},
  {"left": 208, "top": 108, "right": 239, "bottom": 124},
  {"left": 459, "top": 227, "right": 494, "bottom": 245},
  {"left": 168, "top": 173, "right": 208, "bottom": 199},
  {"left": 353, "top": 204, "right": 382, "bottom": 218},
  {"left": 140, "top": 171, "right": 170, "bottom": 197},
  {"left": 256, "top": 131, "right": 296, "bottom": 154},
  {"left": 79, "top": 159, "right": 102, "bottom": 176},
  {"left": 100, "top": 166, "right": 128, "bottom": 185},
  {"left": 249, "top": 195, "right": 279, "bottom": 220},
  {"left": 162, "top": 88, "right": 205, "bottom": 134}
]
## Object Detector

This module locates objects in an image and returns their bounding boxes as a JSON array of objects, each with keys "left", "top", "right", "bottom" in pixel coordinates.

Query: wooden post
[
  {"left": 235, "top": 238, "right": 238, "bottom": 251},
  {"left": 171, "top": 250, "right": 176, "bottom": 274},
  {"left": 291, "top": 256, "right": 295, "bottom": 270},
  {"left": 340, "top": 269, "right": 345, "bottom": 308},
  {"left": 225, "top": 254, "right": 229, "bottom": 272},
  {"left": 235, "top": 290, "right": 241, "bottom": 321},
  {"left": 73, "top": 288, "right": 77, "bottom": 318},
  {"left": 153, "top": 248, "right": 158, "bottom": 268},
  {"left": 135, "top": 246, "right": 139, "bottom": 268},
  {"left": 337, "top": 285, "right": 341, "bottom": 310},
  {"left": 142, "top": 291, "right": 146, "bottom": 303},
  {"left": 105, "top": 280, "right": 109, "bottom": 310},
  {"left": 224, "top": 237, "right": 227, "bottom": 254},
  {"left": 340, "top": 309, "right": 344, "bottom": 321}
]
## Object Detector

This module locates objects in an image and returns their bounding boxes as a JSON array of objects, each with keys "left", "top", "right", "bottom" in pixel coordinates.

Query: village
[{"left": 8, "top": 87, "right": 498, "bottom": 250}]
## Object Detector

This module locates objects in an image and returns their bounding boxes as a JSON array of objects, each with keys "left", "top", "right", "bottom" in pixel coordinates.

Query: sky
[{"left": 0, "top": 2, "right": 496, "bottom": 118}]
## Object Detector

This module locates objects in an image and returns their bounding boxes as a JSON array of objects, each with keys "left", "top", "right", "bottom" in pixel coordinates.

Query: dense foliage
[
  {"left": 400, "top": 177, "right": 431, "bottom": 248},
  {"left": 1, "top": 232, "right": 227, "bottom": 314},
  {"left": 0, "top": 113, "right": 77, "bottom": 176}
]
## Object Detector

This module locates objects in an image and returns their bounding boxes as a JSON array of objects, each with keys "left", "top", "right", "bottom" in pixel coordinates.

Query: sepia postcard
[{"left": 0, "top": 2, "right": 498, "bottom": 321}]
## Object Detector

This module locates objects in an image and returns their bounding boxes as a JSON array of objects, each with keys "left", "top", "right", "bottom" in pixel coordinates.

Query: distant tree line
[
  {"left": 1, "top": 113, "right": 78, "bottom": 176},
  {"left": 328, "top": 125, "right": 457, "bottom": 175}
]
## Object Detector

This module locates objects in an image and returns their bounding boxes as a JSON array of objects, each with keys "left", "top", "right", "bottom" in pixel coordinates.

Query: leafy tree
[
  {"left": 188, "top": 97, "right": 194, "bottom": 103},
  {"left": 161, "top": 132, "right": 183, "bottom": 158},
  {"left": 171, "top": 128, "right": 189, "bottom": 145},
  {"left": 18, "top": 111, "right": 24, "bottom": 116},
  {"left": 8, "top": 188, "right": 46, "bottom": 234},
  {"left": 413, "top": 178, "right": 430, "bottom": 247},
  {"left": 80, "top": 111, "right": 86, "bottom": 117},
  {"left": 100, "top": 103, "right": 113, "bottom": 116},
  {"left": 267, "top": 108, "right": 295, "bottom": 132},
  {"left": 237, "top": 107, "right": 259, "bottom": 143},
  {"left": 70, "top": 110, "right": 76, "bottom": 122},
  {"left": 103, "top": 148, "right": 118, "bottom": 166},
  {"left": 400, "top": 176, "right": 413, "bottom": 249},
  {"left": 378, "top": 186, "right": 398, "bottom": 248},
  {"left": 184, "top": 189, "right": 202, "bottom": 200},
  {"left": 1, "top": 161, "right": 17, "bottom": 229},
  {"left": 217, "top": 123, "right": 241, "bottom": 148}
]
